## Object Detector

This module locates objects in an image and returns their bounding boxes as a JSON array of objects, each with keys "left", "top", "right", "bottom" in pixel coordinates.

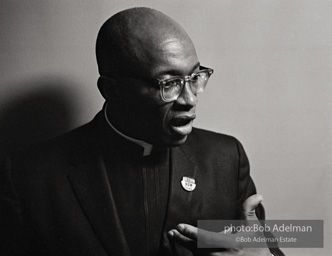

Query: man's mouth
[{"left": 170, "top": 115, "right": 196, "bottom": 136}]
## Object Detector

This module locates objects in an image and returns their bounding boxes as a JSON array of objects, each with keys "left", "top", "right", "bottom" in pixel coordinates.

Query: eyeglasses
[{"left": 101, "top": 66, "right": 214, "bottom": 102}]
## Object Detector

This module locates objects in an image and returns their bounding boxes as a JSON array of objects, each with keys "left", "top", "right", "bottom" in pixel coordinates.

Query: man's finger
[
  {"left": 222, "top": 228, "right": 232, "bottom": 235},
  {"left": 242, "top": 194, "right": 263, "bottom": 220},
  {"left": 168, "top": 229, "right": 196, "bottom": 251},
  {"left": 176, "top": 224, "right": 198, "bottom": 240},
  {"left": 178, "top": 224, "right": 238, "bottom": 248}
]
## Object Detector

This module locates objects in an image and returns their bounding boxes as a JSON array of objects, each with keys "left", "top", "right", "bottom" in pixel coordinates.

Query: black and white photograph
[{"left": 0, "top": 1, "right": 331, "bottom": 255}]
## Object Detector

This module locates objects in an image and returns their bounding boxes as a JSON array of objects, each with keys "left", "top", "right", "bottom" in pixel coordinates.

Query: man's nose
[{"left": 175, "top": 82, "right": 198, "bottom": 107}]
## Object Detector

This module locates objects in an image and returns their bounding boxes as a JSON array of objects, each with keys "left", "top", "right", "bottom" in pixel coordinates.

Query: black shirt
[{"left": 104, "top": 143, "right": 170, "bottom": 256}]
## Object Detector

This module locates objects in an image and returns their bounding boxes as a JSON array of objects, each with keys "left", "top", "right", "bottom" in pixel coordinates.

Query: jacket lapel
[
  {"left": 161, "top": 146, "right": 199, "bottom": 255},
  {"left": 166, "top": 146, "right": 199, "bottom": 227},
  {"left": 67, "top": 142, "right": 131, "bottom": 256}
]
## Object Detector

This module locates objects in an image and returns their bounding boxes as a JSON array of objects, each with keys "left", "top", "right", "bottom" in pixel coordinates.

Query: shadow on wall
[{"left": 0, "top": 77, "right": 76, "bottom": 158}]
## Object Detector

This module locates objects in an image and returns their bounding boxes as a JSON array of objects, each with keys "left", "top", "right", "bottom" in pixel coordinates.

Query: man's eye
[
  {"left": 164, "top": 79, "right": 180, "bottom": 88},
  {"left": 191, "top": 74, "right": 201, "bottom": 82}
]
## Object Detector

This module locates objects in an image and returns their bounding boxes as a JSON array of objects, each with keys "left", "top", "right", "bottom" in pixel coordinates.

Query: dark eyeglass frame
[{"left": 101, "top": 65, "right": 214, "bottom": 102}]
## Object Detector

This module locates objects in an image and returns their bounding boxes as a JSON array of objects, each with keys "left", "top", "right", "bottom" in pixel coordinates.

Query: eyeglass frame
[{"left": 101, "top": 65, "right": 214, "bottom": 102}]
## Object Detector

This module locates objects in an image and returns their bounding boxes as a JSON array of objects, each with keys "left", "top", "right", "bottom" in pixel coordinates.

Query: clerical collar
[{"left": 103, "top": 103, "right": 153, "bottom": 156}]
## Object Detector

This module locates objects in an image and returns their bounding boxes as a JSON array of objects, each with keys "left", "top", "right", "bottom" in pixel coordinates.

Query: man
[{"left": 0, "top": 7, "right": 283, "bottom": 256}]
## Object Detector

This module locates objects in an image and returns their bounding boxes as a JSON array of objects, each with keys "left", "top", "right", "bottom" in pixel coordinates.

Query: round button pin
[{"left": 181, "top": 176, "right": 196, "bottom": 191}]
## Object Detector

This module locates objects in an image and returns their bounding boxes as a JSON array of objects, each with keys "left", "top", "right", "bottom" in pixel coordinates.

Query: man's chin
[
  {"left": 168, "top": 135, "right": 188, "bottom": 147},
  {"left": 161, "top": 133, "right": 189, "bottom": 147},
  {"left": 155, "top": 124, "right": 193, "bottom": 147}
]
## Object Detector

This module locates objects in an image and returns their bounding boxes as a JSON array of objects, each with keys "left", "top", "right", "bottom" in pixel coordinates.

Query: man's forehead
[{"left": 160, "top": 38, "right": 186, "bottom": 55}]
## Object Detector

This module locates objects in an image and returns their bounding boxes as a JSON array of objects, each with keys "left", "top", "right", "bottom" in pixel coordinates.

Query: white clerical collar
[{"left": 103, "top": 103, "right": 153, "bottom": 156}]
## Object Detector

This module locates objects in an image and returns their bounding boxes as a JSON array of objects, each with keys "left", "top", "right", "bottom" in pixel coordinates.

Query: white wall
[{"left": 1, "top": 1, "right": 331, "bottom": 255}]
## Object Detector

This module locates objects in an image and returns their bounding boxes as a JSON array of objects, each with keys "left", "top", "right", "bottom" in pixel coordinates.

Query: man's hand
[{"left": 168, "top": 194, "right": 272, "bottom": 256}]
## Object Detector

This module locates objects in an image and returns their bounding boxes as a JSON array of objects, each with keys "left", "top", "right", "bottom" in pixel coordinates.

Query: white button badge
[{"left": 181, "top": 176, "right": 196, "bottom": 191}]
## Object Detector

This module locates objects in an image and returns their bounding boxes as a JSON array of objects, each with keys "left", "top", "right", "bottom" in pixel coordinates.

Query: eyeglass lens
[{"left": 162, "top": 71, "right": 210, "bottom": 101}]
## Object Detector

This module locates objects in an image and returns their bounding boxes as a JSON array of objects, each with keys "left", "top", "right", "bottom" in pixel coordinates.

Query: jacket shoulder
[
  {"left": 190, "top": 127, "right": 237, "bottom": 142},
  {"left": 183, "top": 127, "right": 248, "bottom": 166},
  {"left": 8, "top": 120, "right": 95, "bottom": 169},
  {"left": 188, "top": 127, "right": 241, "bottom": 151}
]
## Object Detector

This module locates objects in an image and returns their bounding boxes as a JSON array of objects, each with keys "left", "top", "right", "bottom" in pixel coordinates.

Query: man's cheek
[{"left": 161, "top": 107, "right": 173, "bottom": 132}]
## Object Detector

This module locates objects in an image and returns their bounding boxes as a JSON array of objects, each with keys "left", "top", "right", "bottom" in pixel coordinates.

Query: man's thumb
[{"left": 242, "top": 194, "right": 263, "bottom": 220}]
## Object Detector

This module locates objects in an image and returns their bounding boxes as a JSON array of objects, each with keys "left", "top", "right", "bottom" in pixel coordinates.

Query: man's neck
[{"left": 103, "top": 103, "right": 153, "bottom": 156}]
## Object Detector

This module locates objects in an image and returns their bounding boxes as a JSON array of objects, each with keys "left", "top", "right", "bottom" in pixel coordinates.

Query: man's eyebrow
[
  {"left": 157, "top": 62, "right": 201, "bottom": 78},
  {"left": 191, "top": 62, "right": 201, "bottom": 72}
]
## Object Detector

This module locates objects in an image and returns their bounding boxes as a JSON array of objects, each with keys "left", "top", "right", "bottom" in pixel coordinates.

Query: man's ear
[{"left": 97, "top": 76, "right": 119, "bottom": 101}]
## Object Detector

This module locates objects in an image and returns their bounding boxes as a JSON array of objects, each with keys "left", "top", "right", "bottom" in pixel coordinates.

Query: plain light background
[{"left": 0, "top": 1, "right": 331, "bottom": 255}]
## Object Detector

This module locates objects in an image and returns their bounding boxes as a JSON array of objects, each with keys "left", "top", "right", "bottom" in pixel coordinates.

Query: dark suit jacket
[{"left": 0, "top": 112, "right": 283, "bottom": 256}]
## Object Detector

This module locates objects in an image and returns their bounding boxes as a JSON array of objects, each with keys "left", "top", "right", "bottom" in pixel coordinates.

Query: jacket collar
[{"left": 103, "top": 103, "right": 153, "bottom": 156}]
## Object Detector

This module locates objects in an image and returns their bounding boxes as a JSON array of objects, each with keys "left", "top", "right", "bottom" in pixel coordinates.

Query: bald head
[{"left": 96, "top": 7, "right": 197, "bottom": 77}]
